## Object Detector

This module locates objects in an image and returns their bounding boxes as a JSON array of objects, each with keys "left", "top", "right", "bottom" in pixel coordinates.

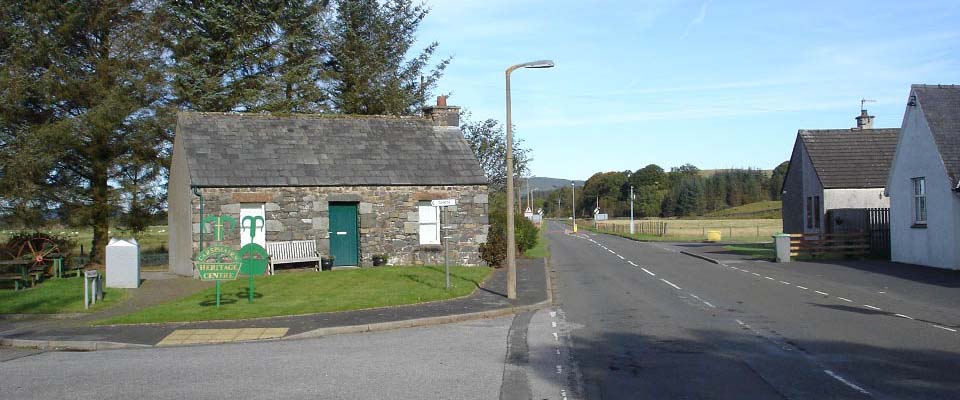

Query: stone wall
[{"left": 191, "top": 185, "right": 489, "bottom": 267}]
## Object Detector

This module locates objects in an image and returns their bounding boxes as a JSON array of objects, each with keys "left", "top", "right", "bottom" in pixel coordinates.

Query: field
[
  {"left": 0, "top": 225, "right": 169, "bottom": 255},
  {"left": 592, "top": 218, "right": 782, "bottom": 242},
  {"left": 704, "top": 200, "right": 782, "bottom": 219}
]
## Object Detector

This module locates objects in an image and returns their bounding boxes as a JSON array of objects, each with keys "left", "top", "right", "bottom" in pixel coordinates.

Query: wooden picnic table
[{"left": 0, "top": 259, "right": 33, "bottom": 291}]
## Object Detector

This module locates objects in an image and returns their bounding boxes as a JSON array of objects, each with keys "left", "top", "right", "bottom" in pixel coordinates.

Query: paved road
[
  {"left": 547, "top": 221, "right": 960, "bottom": 399},
  {"left": 2, "top": 317, "right": 514, "bottom": 400}
]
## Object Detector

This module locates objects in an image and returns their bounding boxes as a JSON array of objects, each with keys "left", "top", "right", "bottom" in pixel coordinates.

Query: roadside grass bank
[
  {"left": 0, "top": 278, "right": 129, "bottom": 314},
  {"left": 97, "top": 265, "right": 491, "bottom": 325}
]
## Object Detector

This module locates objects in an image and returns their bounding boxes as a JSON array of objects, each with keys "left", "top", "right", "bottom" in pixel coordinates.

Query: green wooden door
[{"left": 329, "top": 203, "right": 359, "bottom": 266}]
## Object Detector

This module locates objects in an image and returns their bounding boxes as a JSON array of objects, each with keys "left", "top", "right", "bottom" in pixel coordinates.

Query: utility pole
[{"left": 572, "top": 182, "right": 577, "bottom": 233}]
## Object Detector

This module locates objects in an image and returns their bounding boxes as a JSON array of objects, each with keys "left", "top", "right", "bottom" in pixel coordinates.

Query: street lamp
[
  {"left": 571, "top": 182, "right": 577, "bottom": 233},
  {"left": 630, "top": 185, "right": 635, "bottom": 235},
  {"left": 506, "top": 59, "right": 554, "bottom": 300}
]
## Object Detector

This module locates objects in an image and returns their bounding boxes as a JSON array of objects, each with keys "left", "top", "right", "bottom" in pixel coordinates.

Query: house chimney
[
  {"left": 423, "top": 96, "right": 460, "bottom": 127},
  {"left": 855, "top": 109, "right": 874, "bottom": 130}
]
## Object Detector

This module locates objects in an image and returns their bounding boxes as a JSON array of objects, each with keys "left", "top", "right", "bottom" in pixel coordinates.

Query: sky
[{"left": 414, "top": 0, "right": 960, "bottom": 181}]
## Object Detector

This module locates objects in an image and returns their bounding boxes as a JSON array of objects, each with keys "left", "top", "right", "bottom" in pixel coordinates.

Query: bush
[{"left": 479, "top": 200, "right": 539, "bottom": 267}]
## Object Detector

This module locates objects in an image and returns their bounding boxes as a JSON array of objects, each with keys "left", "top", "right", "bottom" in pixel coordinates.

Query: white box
[{"left": 106, "top": 238, "right": 140, "bottom": 288}]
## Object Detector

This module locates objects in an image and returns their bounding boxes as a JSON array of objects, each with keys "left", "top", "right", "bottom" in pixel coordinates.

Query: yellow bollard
[{"left": 706, "top": 230, "right": 722, "bottom": 242}]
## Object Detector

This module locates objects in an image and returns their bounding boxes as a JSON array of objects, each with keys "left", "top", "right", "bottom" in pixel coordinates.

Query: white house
[
  {"left": 887, "top": 84, "right": 960, "bottom": 270},
  {"left": 781, "top": 110, "right": 899, "bottom": 234}
]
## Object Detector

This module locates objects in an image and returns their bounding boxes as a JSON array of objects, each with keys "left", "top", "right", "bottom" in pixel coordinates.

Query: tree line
[
  {"left": 0, "top": 0, "right": 450, "bottom": 262},
  {"left": 538, "top": 162, "right": 789, "bottom": 219}
]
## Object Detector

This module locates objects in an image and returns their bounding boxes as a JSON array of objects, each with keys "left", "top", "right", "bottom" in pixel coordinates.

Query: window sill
[
  {"left": 418, "top": 244, "right": 443, "bottom": 251},
  {"left": 911, "top": 223, "right": 927, "bottom": 229}
]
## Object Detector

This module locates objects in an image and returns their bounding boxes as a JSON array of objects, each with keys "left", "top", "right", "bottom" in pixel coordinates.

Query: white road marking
[
  {"left": 550, "top": 311, "right": 556, "bottom": 318},
  {"left": 863, "top": 304, "right": 882, "bottom": 311},
  {"left": 814, "top": 290, "right": 829, "bottom": 296},
  {"left": 689, "top": 293, "right": 701, "bottom": 300},
  {"left": 703, "top": 301, "right": 716, "bottom": 308},
  {"left": 765, "top": 276, "right": 775, "bottom": 280},
  {"left": 837, "top": 297, "right": 853, "bottom": 302},
  {"left": 608, "top": 249, "right": 615, "bottom": 254},
  {"left": 932, "top": 325, "right": 957, "bottom": 332},
  {"left": 730, "top": 266, "right": 740, "bottom": 270},
  {"left": 779, "top": 281, "right": 792, "bottom": 285},
  {"left": 552, "top": 321, "right": 557, "bottom": 328},
  {"left": 796, "top": 285, "right": 809, "bottom": 290},
  {"left": 552, "top": 332, "right": 559, "bottom": 341},
  {"left": 752, "top": 272, "right": 761, "bottom": 277},
  {"left": 735, "top": 319, "right": 745, "bottom": 325},
  {"left": 824, "top": 369, "right": 871, "bottom": 395},
  {"left": 641, "top": 268, "right": 656, "bottom": 276},
  {"left": 660, "top": 279, "right": 682, "bottom": 290},
  {"left": 617, "top": 254, "right": 625, "bottom": 260},
  {"left": 894, "top": 313, "right": 914, "bottom": 320},
  {"left": 556, "top": 365, "right": 562, "bottom": 374},
  {"left": 628, "top": 261, "right": 638, "bottom": 267}
]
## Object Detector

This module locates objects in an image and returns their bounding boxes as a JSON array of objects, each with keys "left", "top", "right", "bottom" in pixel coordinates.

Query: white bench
[{"left": 266, "top": 240, "right": 321, "bottom": 274}]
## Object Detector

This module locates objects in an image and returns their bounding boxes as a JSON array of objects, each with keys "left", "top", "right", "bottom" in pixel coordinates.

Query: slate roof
[
  {"left": 799, "top": 128, "right": 900, "bottom": 189},
  {"left": 913, "top": 84, "right": 960, "bottom": 187},
  {"left": 176, "top": 112, "right": 487, "bottom": 187}
]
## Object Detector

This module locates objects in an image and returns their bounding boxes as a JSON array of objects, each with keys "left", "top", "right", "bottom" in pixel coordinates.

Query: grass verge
[
  {"left": 0, "top": 277, "right": 129, "bottom": 314},
  {"left": 96, "top": 265, "right": 491, "bottom": 325},
  {"left": 722, "top": 243, "right": 775, "bottom": 259},
  {"left": 523, "top": 226, "right": 549, "bottom": 259}
]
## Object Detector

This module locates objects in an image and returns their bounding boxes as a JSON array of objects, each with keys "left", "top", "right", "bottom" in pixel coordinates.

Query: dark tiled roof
[
  {"left": 177, "top": 112, "right": 487, "bottom": 187},
  {"left": 799, "top": 128, "right": 900, "bottom": 189},
  {"left": 913, "top": 84, "right": 960, "bottom": 187}
]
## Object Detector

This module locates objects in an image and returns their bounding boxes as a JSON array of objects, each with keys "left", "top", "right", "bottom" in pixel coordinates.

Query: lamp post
[
  {"left": 571, "top": 182, "right": 577, "bottom": 233},
  {"left": 506, "top": 59, "right": 554, "bottom": 300}
]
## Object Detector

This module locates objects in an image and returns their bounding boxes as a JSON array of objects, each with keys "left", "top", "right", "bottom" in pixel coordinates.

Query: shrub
[{"left": 479, "top": 204, "right": 539, "bottom": 267}]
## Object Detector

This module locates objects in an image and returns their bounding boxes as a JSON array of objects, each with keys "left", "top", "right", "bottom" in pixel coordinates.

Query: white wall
[
  {"left": 823, "top": 188, "right": 889, "bottom": 210},
  {"left": 888, "top": 99, "right": 960, "bottom": 270}
]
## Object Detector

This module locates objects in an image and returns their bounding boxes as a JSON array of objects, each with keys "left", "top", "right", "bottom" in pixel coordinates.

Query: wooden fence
[
  {"left": 595, "top": 221, "right": 668, "bottom": 237},
  {"left": 789, "top": 232, "right": 869, "bottom": 258},
  {"left": 826, "top": 208, "right": 890, "bottom": 259}
]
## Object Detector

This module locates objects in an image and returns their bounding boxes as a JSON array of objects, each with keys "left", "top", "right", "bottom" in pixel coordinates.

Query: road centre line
[
  {"left": 814, "top": 290, "right": 830, "bottom": 296},
  {"left": 689, "top": 293, "right": 701, "bottom": 300},
  {"left": 765, "top": 276, "right": 775, "bottom": 280},
  {"left": 837, "top": 297, "right": 853, "bottom": 302},
  {"left": 641, "top": 268, "right": 656, "bottom": 276},
  {"left": 894, "top": 313, "right": 914, "bottom": 320},
  {"left": 779, "top": 281, "right": 792, "bottom": 285},
  {"left": 703, "top": 301, "right": 716, "bottom": 308},
  {"left": 932, "top": 325, "right": 957, "bottom": 332},
  {"left": 627, "top": 261, "right": 638, "bottom": 267},
  {"left": 796, "top": 285, "right": 809, "bottom": 290},
  {"left": 752, "top": 272, "right": 761, "bottom": 277},
  {"left": 660, "top": 278, "right": 682, "bottom": 290},
  {"left": 863, "top": 304, "right": 882, "bottom": 311},
  {"left": 824, "top": 370, "right": 871, "bottom": 395},
  {"left": 617, "top": 254, "right": 625, "bottom": 260},
  {"left": 608, "top": 249, "right": 615, "bottom": 254}
]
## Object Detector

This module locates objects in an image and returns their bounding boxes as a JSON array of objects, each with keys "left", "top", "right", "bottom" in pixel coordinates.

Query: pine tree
[
  {"left": 325, "top": 0, "right": 450, "bottom": 115},
  {"left": 0, "top": 0, "right": 167, "bottom": 262}
]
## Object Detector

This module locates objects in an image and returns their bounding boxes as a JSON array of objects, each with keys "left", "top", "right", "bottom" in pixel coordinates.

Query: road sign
[
  {"left": 197, "top": 245, "right": 242, "bottom": 281},
  {"left": 431, "top": 199, "right": 456, "bottom": 207}
]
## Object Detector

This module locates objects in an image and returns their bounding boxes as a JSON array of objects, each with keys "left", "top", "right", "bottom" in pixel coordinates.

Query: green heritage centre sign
[{"left": 197, "top": 245, "right": 242, "bottom": 281}]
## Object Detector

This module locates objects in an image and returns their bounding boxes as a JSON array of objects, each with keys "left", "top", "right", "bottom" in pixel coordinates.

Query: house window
[
  {"left": 806, "top": 197, "right": 813, "bottom": 229},
  {"left": 418, "top": 201, "right": 440, "bottom": 245},
  {"left": 912, "top": 177, "right": 926, "bottom": 225},
  {"left": 813, "top": 196, "right": 821, "bottom": 229}
]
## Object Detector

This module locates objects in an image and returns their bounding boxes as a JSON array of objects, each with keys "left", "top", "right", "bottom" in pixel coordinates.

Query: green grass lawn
[
  {"left": 97, "top": 265, "right": 492, "bottom": 325},
  {"left": 0, "top": 277, "right": 129, "bottom": 314},
  {"left": 705, "top": 201, "right": 782, "bottom": 219},
  {"left": 722, "top": 243, "right": 775, "bottom": 259}
]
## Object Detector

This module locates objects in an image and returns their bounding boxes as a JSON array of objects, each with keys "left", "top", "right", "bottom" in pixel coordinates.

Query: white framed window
[
  {"left": 418, "top": 201, "right": 440, "bottom": 245},
  {"left": 912, "top": 177, "right": 926, "bottom": 224}
]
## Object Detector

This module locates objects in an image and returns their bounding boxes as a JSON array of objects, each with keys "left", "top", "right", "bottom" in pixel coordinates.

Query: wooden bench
[
  {"left": 266, "top": 240, "right": 321, "bottom": 274},
  {"left": 0, "top": 274, "right": 24, "bottom": 291}
]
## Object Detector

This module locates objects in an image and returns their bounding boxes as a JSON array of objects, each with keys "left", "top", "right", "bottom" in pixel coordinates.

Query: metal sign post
[{"left": 431, "top": 199, "right": 457, "bottom": 289}]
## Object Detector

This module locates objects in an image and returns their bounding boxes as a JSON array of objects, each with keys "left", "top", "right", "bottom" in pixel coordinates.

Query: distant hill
[
  {"left": 521, "top": 176, "right": 585, "bottom": 192},
  {"left": 704, "top": 200, "right": 782, "bottom": 219}
]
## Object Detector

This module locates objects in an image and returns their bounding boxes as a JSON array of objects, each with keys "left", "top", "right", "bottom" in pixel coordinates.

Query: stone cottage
[{"left": 167, "top": 100, "right": 489, "bottom": 276}]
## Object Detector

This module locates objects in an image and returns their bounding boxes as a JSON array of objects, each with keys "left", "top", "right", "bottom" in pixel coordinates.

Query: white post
[{"left": 630, "top": 185, "right": 635, "bottom": 235}]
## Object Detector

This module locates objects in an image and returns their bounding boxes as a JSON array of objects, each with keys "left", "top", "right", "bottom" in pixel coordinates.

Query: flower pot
[{"left": 321, "top": 257, "right": 334, "bottom": 271}]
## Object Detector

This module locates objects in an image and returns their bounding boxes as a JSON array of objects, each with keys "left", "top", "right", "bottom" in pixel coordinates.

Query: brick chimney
[
  {"left": 855, "top": 109, "right": 874, "bottom": 130},
  {"left": 423, "top": 96, "right": 460, "bottom": 127}
]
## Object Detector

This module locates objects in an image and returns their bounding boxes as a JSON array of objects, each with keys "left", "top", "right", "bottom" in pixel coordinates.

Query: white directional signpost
[{"left": 432, "top": 199, "right": 457, "bottom": 289}]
